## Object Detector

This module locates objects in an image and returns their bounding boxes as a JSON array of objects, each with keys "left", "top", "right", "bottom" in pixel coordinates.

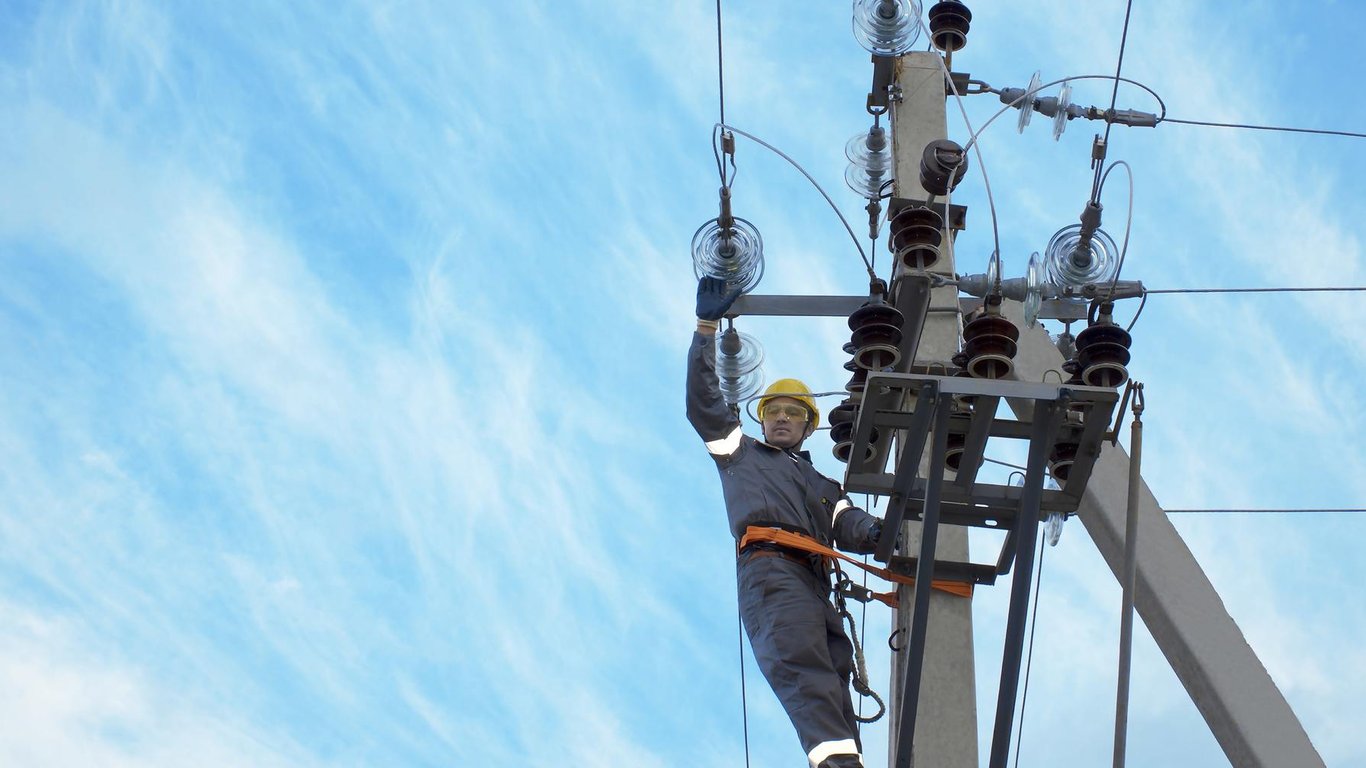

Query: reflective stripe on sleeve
[
  {"left": 832, "top": 499, "right": 853, "bottom": 526},
  {"left": 704, "top": 426, "right": 743, "bottom": 457},
  {"left": 807, "top": 739, "right": 862, "bottom": 767}
]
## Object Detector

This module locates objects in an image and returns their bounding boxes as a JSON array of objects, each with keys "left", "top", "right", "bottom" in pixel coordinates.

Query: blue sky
[{"left": 1, "top": 1, "right": 1363, "bottom": 766}]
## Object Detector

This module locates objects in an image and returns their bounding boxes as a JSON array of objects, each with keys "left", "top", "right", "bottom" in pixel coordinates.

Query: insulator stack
[
  {"left": 928, "top": 0, "right": 971, "bottom": 53},
  {"left": 852, "top": 0, "right": 923, "bottom": 56},
  {"left": 846, "top": 125, "right": 894, "bottom": 199},
  {"left": 830, "top": 399, "right": 878, "bottom": 464},
  {"left": 1044, "top": 221, "right": 1119, "bottom": 288},
  {"left": 950, "top": 368, "right": 976, "bottom": 409},
  {"left": 848, "top": 299, "right": 905, "bottom": 371},
  {"left": 716, "top": 327, "right": 765, "bottom": 407},
  {"left": 1074, "top": 302, "right": 1132, "bottom": 387},
  {"left": 919, "top": 139, "right": 969, "bottom": 195},
  {"left": 945, "top": 432, "right": 967, "bottom": 471},
  {"left": 888, "top": 205, "right": 943, "bottom": 269},
  {"left": 1048, "top": 442, "right": 1077, "bottom": 481},
  {"left": 844, "top": 358, "right": 869, "bottom": 395},
  {"left": 692, "top": 216, "right": 765, "bottom": 295},
  {"left": 957, "top": 299, "right": 1019, "bottom": 379}
]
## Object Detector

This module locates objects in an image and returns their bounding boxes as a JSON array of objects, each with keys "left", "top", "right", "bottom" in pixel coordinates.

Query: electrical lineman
[{"left": 687, "top": 276, "right": 886, "bottom": 768}]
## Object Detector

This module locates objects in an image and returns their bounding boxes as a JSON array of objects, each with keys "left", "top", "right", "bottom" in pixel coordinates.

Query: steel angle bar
[
  {"left": 987, "top": 396, "right": 1069, "bottom": 768},
  {"left": 886, "top": 556, "right": 1000, "bottom": 586},
  {"left": 953, "top": 394, "right": 1001, "bottom": 493},
  {"left": 843, "top": 471, "right": 894, "bottom": 496},
  {"left": 726, "top": 294, "right": 866, "bottom": 317},
  {"left": 934, "top": 373, "right": 1066, "bottom": 402},
  {"left": 873, "top": 384, "right": 939, "bottom": 563},
  {"left": 995, "top": 526, "right": 1019, "bottom": 576},
  {"left": 891, "top": 273, "right": 933, "bottom": 374},
  {"left": 846, "top": 375, "right": 910, "bottom": 478},
  {"left": 891, "top": 396, "right": 954, "bottom": 768},
  {"left": 1055, "top": 388, "right": 1120, "bottom": 502}
]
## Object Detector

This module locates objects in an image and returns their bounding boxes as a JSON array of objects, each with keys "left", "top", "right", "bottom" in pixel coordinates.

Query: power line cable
[
  {"left": 1099, "top": 0, "right": 1138, "bottom": 161},
  {"left": 1011, "top": 532, "right": 1048, "bottom": 768},
  {"left": 716, "top": 123, "right": 876, "bottom": 280},
  {"left": 1159, "top": 117, "right": 1366, "bottom": 140},
  {"left": 1146, "top": 286, "right": 1366, "bottom": 294},
  {"left": 715, "top": 0, "right": 726, "bottom": 129},
  {"left": 1166, "top": 508, "right": 1366, "bottom": 515},
  {"left": 736, "top": 602, "right": 752, "bottom": 768}
]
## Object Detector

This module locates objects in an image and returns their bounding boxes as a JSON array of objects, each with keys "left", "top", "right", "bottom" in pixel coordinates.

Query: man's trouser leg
[{"left": 738, "top": 555, "right": 862, "bottom": 767}]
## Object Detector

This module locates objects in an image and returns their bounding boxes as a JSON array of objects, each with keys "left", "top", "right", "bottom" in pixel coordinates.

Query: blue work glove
[
  {"left": 696, "top": 276, "right": 743, "bottom": 321},
  {"left": 857, "top": 520, "right": 883, "bottom": 554}
]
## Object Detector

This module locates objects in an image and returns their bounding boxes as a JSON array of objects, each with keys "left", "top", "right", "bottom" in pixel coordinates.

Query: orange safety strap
[{"left": 740, "top": 526, "right": 975, "bottom": 606}]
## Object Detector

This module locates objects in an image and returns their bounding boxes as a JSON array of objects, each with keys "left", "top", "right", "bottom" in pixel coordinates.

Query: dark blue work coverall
[{"left": 687, "top": 329, "right": 882, "bottom": 768}]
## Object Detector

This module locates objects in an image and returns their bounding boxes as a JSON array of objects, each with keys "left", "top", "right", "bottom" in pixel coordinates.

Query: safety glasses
[{"left": 763, "top": 404, "right": 810, "bottom": 422}]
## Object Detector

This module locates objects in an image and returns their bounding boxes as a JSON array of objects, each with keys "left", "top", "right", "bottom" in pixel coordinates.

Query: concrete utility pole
[
  {"left": 1005, "top": 304, "right": 1326, "bottom": 768},
  {"left": 886, "top": 50, "right": 978, "bottom": 768}
]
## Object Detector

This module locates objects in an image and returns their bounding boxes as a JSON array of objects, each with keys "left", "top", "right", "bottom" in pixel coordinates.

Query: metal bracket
[
  {"left": 888, "top": 195, "right": 967, "bottom": 231},
  {"left": 868, "top": 54, "right": 896, "bottom": 113},
  {"left": 843, "top": 372, "right": 1119, "bottom": 768}
]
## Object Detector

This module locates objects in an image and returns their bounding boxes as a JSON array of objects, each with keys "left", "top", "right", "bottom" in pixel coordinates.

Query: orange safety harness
[{"left": 740, "top": 525, "right": 974, "bottom": 608}]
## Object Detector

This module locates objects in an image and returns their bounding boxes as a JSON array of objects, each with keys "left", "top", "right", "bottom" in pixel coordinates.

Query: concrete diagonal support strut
[{"left": 1008, "top": 306, "right": 1324, "bottom": 768}]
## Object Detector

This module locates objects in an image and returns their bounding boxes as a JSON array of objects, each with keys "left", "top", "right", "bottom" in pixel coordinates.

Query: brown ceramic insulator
[
  {"left": 965, "top": 313, "right": 1020, "bottom": 343},
  {"left": 1076, "top": 322, "right": 1132, "bottom": 388},
  {"left": 832, "top": 422, "right": 879, "bottom": 464},
  {"left": 963, "top": 347, "right": 1015, "bottom": 379},
  {"left": 848, "top": 301, "right": 904, "bottom": 332},
  {"left": 851, "top": 322, "right": 903, "bottom": 370},
  {"left": 831, "top": 422, "right": 854, "bottom": 462},
  {"left": 888, "top": 206, "right": 943, "bottom": 269},
  {"left": 948, "top": 367, "right": 975, "bottom": 409},
  {"left": 961, "top": 313, "right": 1020, "bottom": 379},
  {"left": 1049, "top": 442, "right": 1077, "bottom": 482},
  {"left": 1079, "top": 342, "right": 1131, "bottom": 387},
  {"left": 945, "top": 432, "right": 967, "bottom": 471},
  {"left": 828, "top": 401, "right": 858, "bottom": 427},
  {"left": 919, "top": 139, "right": 969, "bottom": 195},
  {"left": 1076, "top": 323, "right": 1131, "bottom": 349},
  {"left": 1061, "top": 358, "right": 1085, "bottom": 385},
  {"left": 844, "top": 364, "right": 869, "bottom": 395},
  {"left": 928, "top": 0, "right": 972, "bottom": 52}
]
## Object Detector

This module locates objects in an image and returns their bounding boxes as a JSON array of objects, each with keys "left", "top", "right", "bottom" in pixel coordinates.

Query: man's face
[{"left": 761, "top": 396, "right": 813, "bottom": 449}]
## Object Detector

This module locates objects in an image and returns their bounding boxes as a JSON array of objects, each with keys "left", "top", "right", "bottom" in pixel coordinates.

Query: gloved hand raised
[{"left": 696, "top": 276, "right": 743, "bottom": 321}]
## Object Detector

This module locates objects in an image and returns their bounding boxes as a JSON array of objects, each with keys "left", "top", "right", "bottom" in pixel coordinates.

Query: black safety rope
[{"left": 834, "top": 563, "right": 886, "bottom": 723}]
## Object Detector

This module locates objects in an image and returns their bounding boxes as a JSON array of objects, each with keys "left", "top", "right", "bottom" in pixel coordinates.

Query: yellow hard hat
[{"left": 758, "top": 378, "right": 820, "bottom": 429}]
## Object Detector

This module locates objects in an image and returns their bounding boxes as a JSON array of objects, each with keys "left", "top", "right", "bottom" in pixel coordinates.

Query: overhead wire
[
  {"left": 1011, "top": 530, "right": 1048, "bottom": 768},
  {"left": 717, "top": 123, "right": 877, "bottom": 280},
  {"left": 714, "top": 5, "right": 751, "bottom": 765},
  {"left": 1158, "top": 117, "right": 1366, "bottom": 140},
  {"left": 1166, "top": 508, "right": 1366, "bottom": 515},
  {"left": 1146, "top": 286, "right": 1366, "bottom": 294},
  {"left": 1095, "top": 0, "right": 1138, "bottom": 201}
]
